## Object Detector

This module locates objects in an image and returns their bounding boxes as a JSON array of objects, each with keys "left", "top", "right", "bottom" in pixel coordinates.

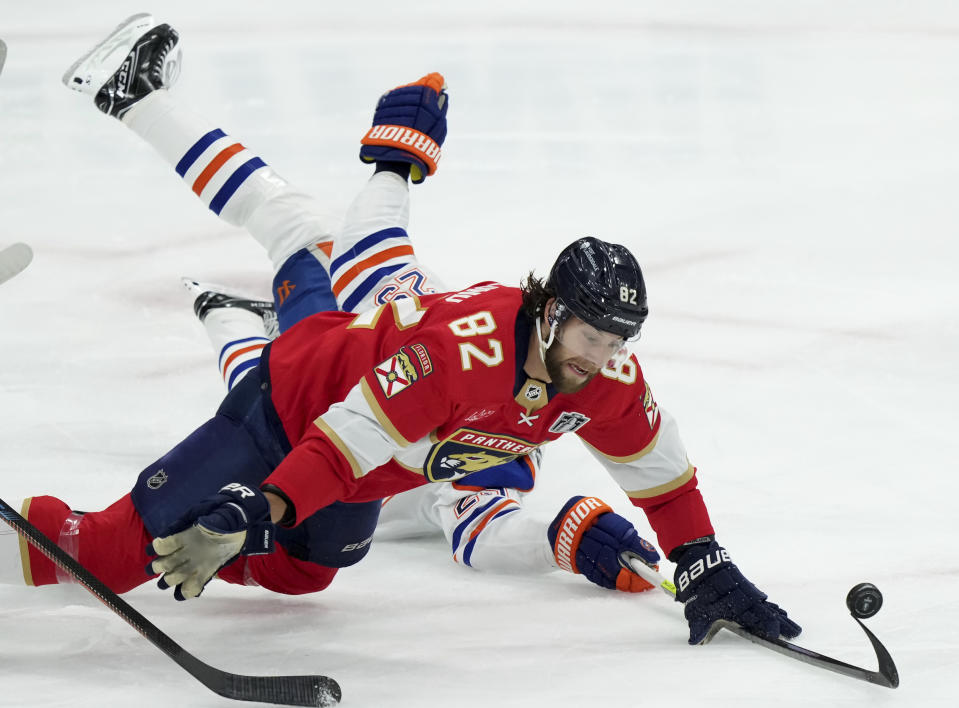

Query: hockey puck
[{"left": 846, "top": 582, "right": 883, "bottom": 619}]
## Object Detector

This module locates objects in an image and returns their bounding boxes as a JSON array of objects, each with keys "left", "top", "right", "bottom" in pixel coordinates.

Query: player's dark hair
[{"left": 520, "top": 271, "right": 554, "bottom": 320}]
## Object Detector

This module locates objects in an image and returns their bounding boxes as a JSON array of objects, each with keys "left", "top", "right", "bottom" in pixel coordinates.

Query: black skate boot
[
  {"left": 63, "top": 13, "right": 181, "bottom": 119},
  {"left": 183, "top": 279, "right": 279, "bottom": 339}
]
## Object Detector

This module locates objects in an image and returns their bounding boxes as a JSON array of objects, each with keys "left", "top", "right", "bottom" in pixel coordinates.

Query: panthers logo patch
[{"left": 424, "top": 429, "right": 539, "bottom": 482}]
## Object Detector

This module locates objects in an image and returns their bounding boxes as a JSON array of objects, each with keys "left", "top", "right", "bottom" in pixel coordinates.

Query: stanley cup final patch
[
  {"left": 373, "top": 349, "right": 420, "bottom": 398},
  {"left": 548, "top": 411, "right": 591, "bottom": 434}
]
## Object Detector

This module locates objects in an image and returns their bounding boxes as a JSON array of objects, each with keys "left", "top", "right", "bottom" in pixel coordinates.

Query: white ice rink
[{"left": 1, "top": 1, "right": 957, "bottom": 706}]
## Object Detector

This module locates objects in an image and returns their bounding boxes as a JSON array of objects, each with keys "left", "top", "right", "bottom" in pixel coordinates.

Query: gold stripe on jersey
[
  {"left": 314, "top": 418, "right": 364, "bottom": 478},
  {"left": 360, "top": 377, "right": 414, "bottom": 447},
  {"left": 514, "top": 378, "right": 550, "bottom": 413},
  {"left": 579, "top": 427, "right": 661, "bottom": 463},
  {"left": 623, "top": 462, "right": 696, "bottom": 499},
  {"left": 19, "top": 497, "right": 35, "bottom": 586},
  {"left": 390, "top": 456, "right": 425, "bottom": 475},
  {"left": 348, "top": 295, "right": 426, "bottom": 331}
]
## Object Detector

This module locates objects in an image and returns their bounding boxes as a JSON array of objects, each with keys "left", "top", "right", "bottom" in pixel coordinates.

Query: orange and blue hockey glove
[
  {"left": 359, "top": 72, "right": 448, "bottom": 183},
  {"left": 548, "top": 496, "right": 660, "bottom": 593}
]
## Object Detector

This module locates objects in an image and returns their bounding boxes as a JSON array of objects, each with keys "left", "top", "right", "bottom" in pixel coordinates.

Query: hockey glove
[
  {"left": 548, "top": 496, "right": 660, "bottom": 592},
  {"left": 359, "top": 72, "right": 448, "bottom": 183},
  {"left": 673, "top": 540, "right": 802, "bottom": 645},
  {"left": 147, "top": 482, "right": 275, "bottom": 601}
]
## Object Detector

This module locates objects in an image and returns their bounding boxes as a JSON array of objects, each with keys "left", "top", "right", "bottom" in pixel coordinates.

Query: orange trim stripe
[
  {"left": 220, "top": 343, "right": 266, "bottom": 380},
  {"left": 332, "top": 244, "right": 414, "bottom": 296},
  {"left": 465, "top": 499, "right": 518, "bottom": 545},
  {"left": 192, "top": 143, "right": 246, "bottom": 195}
]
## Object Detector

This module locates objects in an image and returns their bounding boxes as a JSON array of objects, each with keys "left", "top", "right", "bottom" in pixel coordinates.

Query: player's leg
[
  {"left": 183, "top": 279, "right": 275, "bottom": 389},
  {"left": 215, "top": 544, "right": 339, "bottom": 595},
  {"left": 218, "top": 498, "right": 381, "bottom": 593},
  {"left": 63, "top": 14, "right": 339, "bottom": 282},
  {"left": 11, "top": 494, "right": 155, "bottom": 593}
]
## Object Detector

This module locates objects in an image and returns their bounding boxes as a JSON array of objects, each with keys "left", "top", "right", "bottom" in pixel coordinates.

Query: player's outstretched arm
[
  {"left": 548, "top": 496, "right": 661, "bottom": 593},
  {"left": 330, "top": 72, "right": 452, "bottom": 314},
  {"left": 672, "top": 539, "right": 802, "bottom": 644}
]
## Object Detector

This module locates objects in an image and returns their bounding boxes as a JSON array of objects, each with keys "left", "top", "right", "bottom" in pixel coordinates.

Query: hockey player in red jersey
[{"left": 3, "top": 14, "right": 801, "bottom": 647}]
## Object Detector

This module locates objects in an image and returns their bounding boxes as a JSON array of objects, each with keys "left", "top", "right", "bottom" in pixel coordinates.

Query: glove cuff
[
  {"left": 242, "top": 519, "right": 275, "bottom": 555},
  {"left": 548, "top": 496, "right": 612, "bottom": 574},
  {"left": 360, "top": 125, "right": 441, "bottom": 177}
]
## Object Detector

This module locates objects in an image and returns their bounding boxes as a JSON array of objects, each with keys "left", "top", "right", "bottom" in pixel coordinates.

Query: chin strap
[{"left": 536, "top": 315, "right": 558, "bottom": 366}]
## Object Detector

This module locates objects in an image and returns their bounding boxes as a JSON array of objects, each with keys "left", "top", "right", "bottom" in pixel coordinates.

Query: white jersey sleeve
[
  {"left": 376, "top": 481, "right": 557, "bottom": 575},
  {"left": 330, "top": 170, "right": 447, "bottom": 313}
]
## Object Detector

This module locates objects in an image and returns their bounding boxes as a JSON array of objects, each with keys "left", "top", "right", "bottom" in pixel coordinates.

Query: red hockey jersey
[{"left": 263, "top": 282, "right": 713, "bottom": 554}]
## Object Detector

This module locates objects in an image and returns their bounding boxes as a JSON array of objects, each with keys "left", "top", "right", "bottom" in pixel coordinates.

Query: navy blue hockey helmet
[{"left": 547, "top": 237, "right": 648, "bottom": 339}]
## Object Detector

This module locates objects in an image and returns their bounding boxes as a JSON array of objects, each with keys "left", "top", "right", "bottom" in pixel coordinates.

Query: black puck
[{"left": 846, "top": 582, "right": 883, "bottom": 619}]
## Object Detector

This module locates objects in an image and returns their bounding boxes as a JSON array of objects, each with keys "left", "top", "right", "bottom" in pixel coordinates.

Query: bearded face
[{"left": 543, "top": 338, "right": 599, "bottom": 394}]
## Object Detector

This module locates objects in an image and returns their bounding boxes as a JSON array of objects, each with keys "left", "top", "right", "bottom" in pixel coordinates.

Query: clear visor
[{"left": 553, "top": 316, "right": 633, "bottom": 370}]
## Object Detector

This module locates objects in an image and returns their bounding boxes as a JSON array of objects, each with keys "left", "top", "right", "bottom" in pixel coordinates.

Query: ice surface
[{"left": 1, "top": 2, "right": 956, "bottom": 706}]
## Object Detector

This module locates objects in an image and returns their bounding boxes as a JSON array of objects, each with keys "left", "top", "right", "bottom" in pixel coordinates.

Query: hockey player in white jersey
[{"left": 11, "top": 13, "right": 666, "bottom": 596}]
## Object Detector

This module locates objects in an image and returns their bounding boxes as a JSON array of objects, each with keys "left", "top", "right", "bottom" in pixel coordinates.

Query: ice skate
[
  {"left": 63, "top": 13, "right": 181, "bottom": 119},
  {"left": 182, "top": 278, "right": 279, "bottom": 339}
]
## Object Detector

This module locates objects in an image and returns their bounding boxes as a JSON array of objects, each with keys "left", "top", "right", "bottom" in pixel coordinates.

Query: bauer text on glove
[{"left": 673, "top": 540, "right": 802, "bottom": 644}]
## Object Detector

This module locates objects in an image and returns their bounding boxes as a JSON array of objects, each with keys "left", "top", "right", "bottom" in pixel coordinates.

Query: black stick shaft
[{"left": 0, "top": 496, "right": 340, "bottom": 706}]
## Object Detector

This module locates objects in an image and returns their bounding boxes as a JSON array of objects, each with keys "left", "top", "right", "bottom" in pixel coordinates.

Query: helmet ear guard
[{"left": 545, "top": 298, "right": 567, "bottom": 328}]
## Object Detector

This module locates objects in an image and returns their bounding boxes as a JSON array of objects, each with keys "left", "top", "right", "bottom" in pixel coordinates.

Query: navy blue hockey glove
[
  {"left": 147, "top": 482, "right": 275, "bottom": 601},
  {"left": 548, "top": 496, "right": 661, "bottom": 592},
  {"left": 673, "top": 540, "right": 802, "bottom": 644},
  {"left": 359, "top": 72, "right": 448, "bottom": 183}
]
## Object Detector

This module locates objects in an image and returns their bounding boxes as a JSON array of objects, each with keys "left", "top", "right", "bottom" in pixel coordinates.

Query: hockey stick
[
  {"left": 0, "top": 243, "right": 33, "bottom": 285},
  {"left": 0, "top": 37, "right": 6, "bottom": 73},
  {"left": 624, "top": 555, "right": 900, "bottom": 688},
  {"left": 0, "top": 497, "right": 341, "bottom": 706}
]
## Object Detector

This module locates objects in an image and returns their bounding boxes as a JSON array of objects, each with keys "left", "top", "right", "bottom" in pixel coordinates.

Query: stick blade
[
  {"left": 717, "top": 620, "right": 899, "bottom": 688},
  {"left": 220, "top": 673, "right": 342, "bottom": 707},
  {"left": 0, "top": 38, "right": 6, "bottom": 73}
]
